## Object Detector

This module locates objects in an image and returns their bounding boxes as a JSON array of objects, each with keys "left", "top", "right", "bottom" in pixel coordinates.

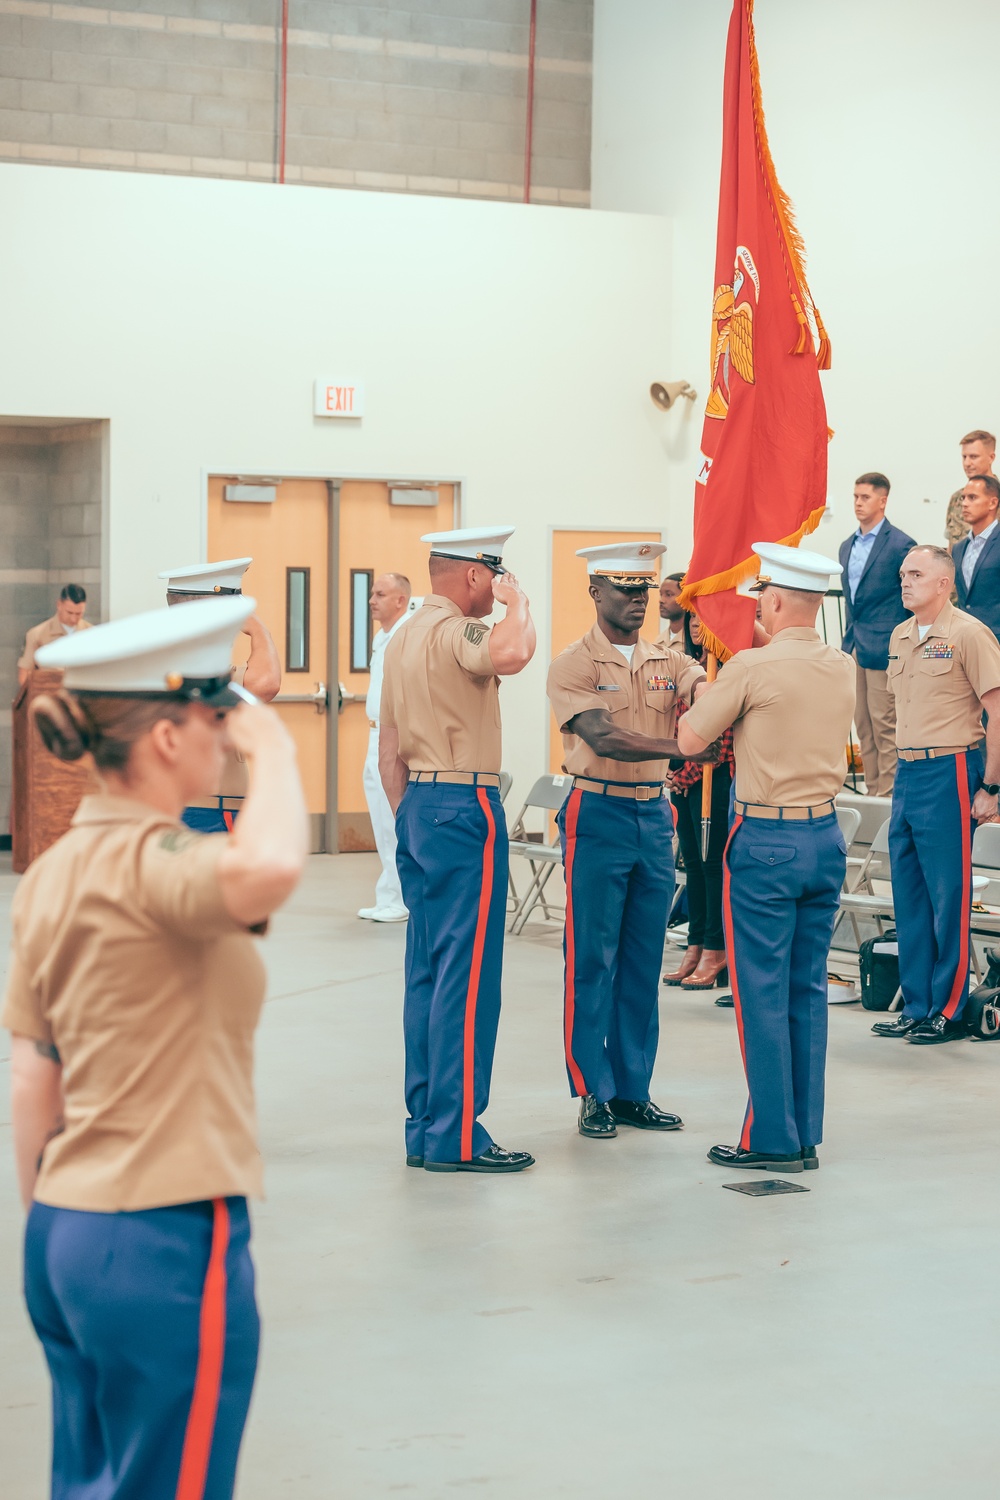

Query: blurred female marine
[{"left": 3, "top": 597, "right": 308, "bottom": 1500}]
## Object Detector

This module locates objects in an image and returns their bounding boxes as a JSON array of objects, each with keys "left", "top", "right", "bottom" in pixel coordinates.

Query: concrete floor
[{"left": 2, "top": 851, "right": 999, "bottom": 1499}]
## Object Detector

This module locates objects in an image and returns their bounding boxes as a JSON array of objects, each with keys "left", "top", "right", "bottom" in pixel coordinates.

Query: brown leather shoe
[
  {"left": 662, "top": 946, "right": 703, "bottom": 985},
  {"left": 681, "top": 949, "right": 729, "bottom": 990}
]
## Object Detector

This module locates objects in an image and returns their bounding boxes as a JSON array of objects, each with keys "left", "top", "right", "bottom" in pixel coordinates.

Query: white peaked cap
[
  {"left": 421, "top": 526, "right": 514, "bottom": 570},
  {"left": 576, "top": 540, "right": 666, "bottom": 583},
  {"left": 36, "top": 596, "right": 256, "bottom": 702},
  {"left": 158, "top": 557, "right": 253, "bottom": 594},
  {"left": 745, "top": 541, "right": 842, "bottom": 594}
]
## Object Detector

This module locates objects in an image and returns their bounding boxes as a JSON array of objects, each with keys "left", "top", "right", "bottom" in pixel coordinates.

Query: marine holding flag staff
[
  {"left": 379, "top": 526, "right": 536, "bottom": 1174},
  {"left": 546, "top": 542, "right": 710, "bottom": 1142},
  {"left": 678, "top": 544, "right": 856, "bottom": 1173}
]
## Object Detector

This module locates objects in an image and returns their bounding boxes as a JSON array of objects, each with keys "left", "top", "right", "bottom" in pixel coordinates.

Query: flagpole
[{"left": 700, "top": 652, "right": 718, "bottom": 859}]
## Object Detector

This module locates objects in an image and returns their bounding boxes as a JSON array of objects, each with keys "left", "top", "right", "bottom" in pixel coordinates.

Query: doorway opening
[{"left": 207, "top": 474, "right": 459, "bottom": 853}]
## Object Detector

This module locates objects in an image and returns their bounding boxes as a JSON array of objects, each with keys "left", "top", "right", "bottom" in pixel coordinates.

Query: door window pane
[
  {"left": 351, "top": 569, "right": 373, "bottom": 672},
  {"left": 286, "top": 567, "right": 310, "bottom": 672}
]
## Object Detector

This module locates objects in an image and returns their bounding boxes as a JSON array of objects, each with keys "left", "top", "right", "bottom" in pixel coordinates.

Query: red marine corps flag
[{"left": 679, "top": 0, "right": 831, "bottom": 660}]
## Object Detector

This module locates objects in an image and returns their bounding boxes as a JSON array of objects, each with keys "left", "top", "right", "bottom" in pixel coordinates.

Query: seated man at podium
[
  {"left": 160, "top": 558, "right": 281, "bottom": 832},
  {"left": 18, "top": 584, "right": 92, "bottom": 686}
]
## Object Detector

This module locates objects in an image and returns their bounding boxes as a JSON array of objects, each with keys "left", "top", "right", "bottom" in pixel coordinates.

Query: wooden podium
[{"left": 12, "top": 670, "right": 95, "bottom": 873}]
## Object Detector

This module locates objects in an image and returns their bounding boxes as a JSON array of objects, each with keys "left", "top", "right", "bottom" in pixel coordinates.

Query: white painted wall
[
  {"left": 0, "top": 163, "right": 676, "bottom": 800},
  {"left": 592, "top": 0, "right": 999, "bottom": 561}
]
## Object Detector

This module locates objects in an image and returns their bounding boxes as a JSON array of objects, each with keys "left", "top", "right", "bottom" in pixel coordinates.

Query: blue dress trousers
[
  {"left": 558, "top": 783, "right": 675, "bottom": 1103},
  {"left": 24, "top": 1196, "right": 259, "bottom": 1500},
  {"left": 889, "top": 748, "right": 981, "bottom": 1023},
  {"left": 723, "top": 812, "right": 846, "bottom": 1156},
  {"left": 395, "top": 781, "right": 508, "bottom": 1164}
]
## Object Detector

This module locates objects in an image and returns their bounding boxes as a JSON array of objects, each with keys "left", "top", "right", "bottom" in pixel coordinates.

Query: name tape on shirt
[
  {"left": 646, "top": 675, "right": 675, "bottom": 690},
  {"left": 922, "top": 643, "right": 954, "bottom": 659},
  {"left": 596, "top": 683, "right": 622, "bottom": 691}
]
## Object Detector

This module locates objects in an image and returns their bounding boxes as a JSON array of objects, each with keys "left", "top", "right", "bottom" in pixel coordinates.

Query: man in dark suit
[
  {"left": 954, "top": 475, "right": 1000, "bottom": 641},
  {"left": 839, "top": 472, "right": 915, "bottom": 795}
]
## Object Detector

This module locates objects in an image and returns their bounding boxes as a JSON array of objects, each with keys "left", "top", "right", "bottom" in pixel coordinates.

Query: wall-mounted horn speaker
[{"left": 650, "top": 380, "right": 697, "bottom": 410}]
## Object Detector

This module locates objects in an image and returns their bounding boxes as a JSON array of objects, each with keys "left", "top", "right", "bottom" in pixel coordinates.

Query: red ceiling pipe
[
  {"left": 277, "top": 0, "right": 289, "bottom": 183},
  {"left": 523, "top": 0, "right": 537, "bottom": 203}
]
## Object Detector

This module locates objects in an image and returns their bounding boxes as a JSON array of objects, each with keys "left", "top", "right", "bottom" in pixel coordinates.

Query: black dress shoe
[
  {"left": 871, "top": 1014, "right": 922, "bottom": 1037},
  {"left": 707, "top": 1143, "right": 804, "bottom": 1173},
  {"left": 406, "top": 1154, "right": 424, "bottom": 1168},
  {"left": 801, "top": 1146, "right": 819, "bottom": 1171},
  {"left": 578, "top": 1095, "right": 617, "bottom": 1138},
  {"left": 424, "top": 1144, "right": 535, "bottom": 1173},
  {"left": 609, "top": 1097, "right": 683, "bottom": 1131},
  {"left": 907, "top": 1015, "right": 967, "bottom": 1045}
]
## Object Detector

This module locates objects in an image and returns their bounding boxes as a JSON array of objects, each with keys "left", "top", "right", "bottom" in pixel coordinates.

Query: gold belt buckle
[{"left": 635, "top": 785, "right": 651, "bottom": 801}]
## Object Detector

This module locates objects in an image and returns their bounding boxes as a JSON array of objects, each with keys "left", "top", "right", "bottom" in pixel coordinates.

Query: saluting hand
[
  {"left": 225, "top": 701, "right": 297, "bottom": 760},
  {"left": 492, "top": 572, "right": 528, "bottom": 610}
]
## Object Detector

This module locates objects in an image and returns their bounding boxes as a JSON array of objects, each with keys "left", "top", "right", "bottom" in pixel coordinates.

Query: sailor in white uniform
[{"left": 360, "top": 573, "right": 421, "bottom": 922}]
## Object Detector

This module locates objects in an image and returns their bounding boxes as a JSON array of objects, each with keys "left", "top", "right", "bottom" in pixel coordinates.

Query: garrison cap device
[
  {"left": 744, "top": 542, "right": 842, "bottom": 595},
  {"left": 421, "top": 526, "right": 514, "bottom": 574},
  {"left": 576, "top": 540, "right": 667, "bottom": 591},
  {"left": 36, "top": 596, "right": 256, "bottom": 706},
  {"left": 158, "top": 558, "right": 253, "bottom": 596}
]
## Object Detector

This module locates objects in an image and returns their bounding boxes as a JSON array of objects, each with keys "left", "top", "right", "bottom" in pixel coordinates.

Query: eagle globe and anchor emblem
[{"left": 705, "top": 244, "right": 759, "bottom": 421}]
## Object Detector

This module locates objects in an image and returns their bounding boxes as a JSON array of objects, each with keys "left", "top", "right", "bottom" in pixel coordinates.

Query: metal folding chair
[
  {"left": 834, "top": 817, "right": 894, "bottom": 946},
  {"left": 506, "top": 773, "right": 572, "bottom": 935},
  {"left": 969, "top": 822, "right": 1000, "bottom": 978}
]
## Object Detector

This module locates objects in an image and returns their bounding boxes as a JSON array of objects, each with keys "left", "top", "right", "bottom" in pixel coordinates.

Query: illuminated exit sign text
[{"left": 314, "top": 378, "right": 364, "bottom": 418}]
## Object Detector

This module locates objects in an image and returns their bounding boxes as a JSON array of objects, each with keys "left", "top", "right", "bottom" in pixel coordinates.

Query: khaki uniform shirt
[
  {"left": 1, "top": 795, "right": 266, "bottom": 1212},
  {"left": 547, "top": 624, "right": 705, "bottom": 783},
  {"left": 380, "top": 595, "right": 500, "bottom": 773},
  {"left": 18, "top": 614, "right": 92, "bottom": 671},
  {"left": 945, "top": 488, "right": 971, "bottom": 547},
  {"left": 683, "top": 627, "right": 856, "bottom": 807},
  {"left": 886, "top": 601, "right": 1000, "bottom": 748},
  {"left": 656, "top": 621, "right": 687, "bottom": 654}
]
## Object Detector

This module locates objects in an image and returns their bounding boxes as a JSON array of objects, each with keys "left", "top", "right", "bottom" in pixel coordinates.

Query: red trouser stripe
[
  {"left": 175, "top": 1198, "right": 230, "bottom": 1500},
  {"left": 721, "top": 815, "right": 753, "bottom": 1150},
  {"left": 562, "top": 788, "right": 588, "bottom": 1096},
  {"left": 461, "top": 789, "right": 496, "bottom": 1161},
  {"left": 222, "top": 811, "right": 235, "bottom": 833},
  {"left": 943, "top": 753, "right": 972, "bottom": 1021}
]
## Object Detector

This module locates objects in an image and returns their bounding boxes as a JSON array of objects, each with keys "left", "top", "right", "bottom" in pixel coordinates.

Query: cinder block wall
[{"left": 0, "top": 0, "right": 592, "bottom": 205}]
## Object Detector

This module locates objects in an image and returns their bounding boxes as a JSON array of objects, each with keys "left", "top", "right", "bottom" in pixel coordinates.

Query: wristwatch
[{"left": 982, "top": 782, "right": 1000, "bottom": 797}]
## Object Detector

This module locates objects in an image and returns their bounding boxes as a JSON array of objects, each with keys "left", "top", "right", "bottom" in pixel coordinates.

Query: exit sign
[{"left": 315, "top": 378, "right": 364, "bottom": 418}]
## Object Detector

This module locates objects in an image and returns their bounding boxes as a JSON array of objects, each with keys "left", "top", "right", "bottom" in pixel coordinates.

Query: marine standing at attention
[
  {"left": 678, "top": 543, "right": 856, "bottom": 1173},
  {"left": 160, "top": 558, "right": 282, "bottom": 832},
  {"left": 546, "top": 542, "right": 709, "bottom": 1140},
  {"left": 379, "top": 526, "right": 536, "bottom": 1174},
  {"left": 4, "top": 597, "right": 308, "bottom": 1500},
  {"left": 872, "top": 545, "right": 1000, "bottom": 1044}
]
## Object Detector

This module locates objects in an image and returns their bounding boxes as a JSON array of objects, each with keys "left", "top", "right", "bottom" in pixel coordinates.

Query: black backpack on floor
[
  {"left": 966, "top": 947, "right": 1000, "bottom": 1041},
  {"left": 858, "top": 930, "right": 900, "bottom": 1012}
]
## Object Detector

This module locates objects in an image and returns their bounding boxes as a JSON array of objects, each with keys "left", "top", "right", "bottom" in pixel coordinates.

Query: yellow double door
[{"left": 208, "top": 477, "right": 455, "bottom": 852}]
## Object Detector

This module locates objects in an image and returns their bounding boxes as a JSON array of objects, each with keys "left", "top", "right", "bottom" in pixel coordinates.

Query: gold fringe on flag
[
  {"left": 745, "top": 0, "right": 830, "bottom": 368},
  {"left": 678, "top": 500, "right": 827, "bottom": 662}
]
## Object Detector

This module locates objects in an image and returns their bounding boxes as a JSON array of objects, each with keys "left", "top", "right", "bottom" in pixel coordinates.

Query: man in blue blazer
[
  {"left": 954, "top": 475, "right": 1000, "bottom": 641},
  {"left": 839, "top": 472, "right": 915, "bottom": 795}
]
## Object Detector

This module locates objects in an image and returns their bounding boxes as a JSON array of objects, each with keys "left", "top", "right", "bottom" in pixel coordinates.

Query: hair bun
[{"left": 31, "top": 690, "right": 95, "bottom": 762}]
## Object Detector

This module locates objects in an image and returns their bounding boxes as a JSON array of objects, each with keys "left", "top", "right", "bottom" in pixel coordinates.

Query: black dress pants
[{"left": 672, "top": 763, "right": 732, "bottom": 951}]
